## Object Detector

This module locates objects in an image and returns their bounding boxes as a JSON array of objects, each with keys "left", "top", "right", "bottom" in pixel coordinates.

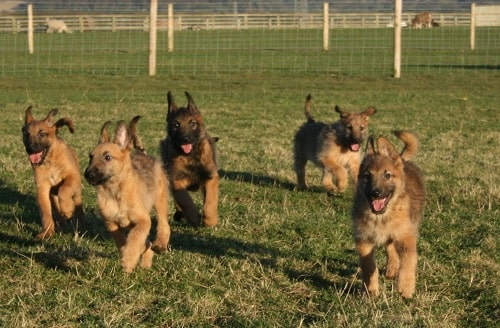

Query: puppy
[
  {"left": 352, "top": 131, "right": 425, "bottom": 298},
  {"left": 84, "top": 117, "right": 170, "bottom": 273},
  {"left": 160, "top": 91, "right": 219, "bottom": 227},
  {"left": 22, "top": 106, "right": 85, "bottom": 240},
  {"left": 293, "top": 95, "right": 376, "bottom": 193}
]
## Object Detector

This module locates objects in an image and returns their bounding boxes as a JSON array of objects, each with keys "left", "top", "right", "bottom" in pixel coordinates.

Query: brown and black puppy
[
  {"left": 293, "top": 95, "right": 376, "bottom": 193},
  {"left": 84, "top": 117, "right": 170, "bottom": 273},
  {"left": 352, "top": 131, "right": 425, "bottom": 298},
  {"left": 160, "top": 91, "right": 219, "bottom": 227},
  {"left": 22, "top": 106, "right": 85, "bottom": 240}
]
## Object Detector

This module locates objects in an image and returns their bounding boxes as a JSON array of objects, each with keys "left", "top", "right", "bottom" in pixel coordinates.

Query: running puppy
[
  {"left": 160, "top": 91, "right": 219, "bottom": 227},
  {"left": 352, "top": 131, "right": 425, "bottom": 298},
  {"left": 22, "top": 106, "right": 85, "bottom": 240},
  {"left": 293, "top": 94, "right": 376, "bottom": 193},
  {"left": 84, "top": 117, "right": 171, "bottom": 273}
]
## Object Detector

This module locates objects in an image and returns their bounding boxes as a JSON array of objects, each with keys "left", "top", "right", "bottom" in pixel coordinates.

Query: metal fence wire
[{"left": 0, "top": 0, "right": 498, "bottom": 76}]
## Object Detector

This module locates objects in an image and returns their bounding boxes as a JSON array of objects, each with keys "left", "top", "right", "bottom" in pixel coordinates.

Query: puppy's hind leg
[{"left": 293, "top": 150, "right": 308, "bottom": 189}]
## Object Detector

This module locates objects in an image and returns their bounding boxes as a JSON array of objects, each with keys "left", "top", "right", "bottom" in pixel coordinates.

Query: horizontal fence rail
[{"left": 0, "top": 12, "right": 474, "bottom": 33}]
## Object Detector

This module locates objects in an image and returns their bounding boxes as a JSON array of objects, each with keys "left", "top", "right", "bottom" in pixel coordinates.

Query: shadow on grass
[
  {"left": 171, "top": 229, "right": 358, "bottom": 292},
  {"left": 220, "top": 169, "right": 330, "bottom": 194}
]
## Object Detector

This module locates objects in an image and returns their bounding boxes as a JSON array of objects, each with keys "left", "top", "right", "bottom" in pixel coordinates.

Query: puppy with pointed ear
[
  {"left": 85, "top": 118, "right": 171, "bottom": 273},
  {"left": 161, "top": 91, "right": 219, "bottom": 227},
  {"left": 293, "top": 94, "right": 377, "bottom": 193},
  {"left": 352, "top": 131, "right": 425, "bottom": 299},
  {"left": 22, "top": 106, "right": 85, "bottom": 240}
]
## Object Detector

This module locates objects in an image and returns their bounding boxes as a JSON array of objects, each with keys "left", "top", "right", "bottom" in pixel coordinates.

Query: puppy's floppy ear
[
  {"left": 114, "top": 120, "right": 131, "bottom": 150},
  {"left": 24, "top": 106, "right": 34, "bottom": 125},
  {"left": 362, "top": 106, "right": 377, "bottom": 117},
  {"left": 44, "top": 108, "right": 59, "bottom": 127},
  {"left": 55, "top": 118, "right": 75, "bottom": 134},
  {"left": 98, "top": 121, "right": 112, "bottom": 144},
  {"left": 377, "top": 136, "right": 400, "bottom": 162}
]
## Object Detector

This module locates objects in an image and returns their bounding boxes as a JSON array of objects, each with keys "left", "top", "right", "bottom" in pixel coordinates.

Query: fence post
[
  {"left": 470, "top": 3, "right": 476, "bottom": 50},
  {"left": 323, "top": 2, "right": 329, "bottom": 51},
  {"left": 149, "top": 0, "right": 157, "bottom": 76},
  {"left": 168, "top": 3, "right": 174, "bottom": 52},
  {"left": 27, "top": 4, "right": 34, "bottom": 54},
  {"left": 393, "top": 0, "right": 402, "bottom": 78}
]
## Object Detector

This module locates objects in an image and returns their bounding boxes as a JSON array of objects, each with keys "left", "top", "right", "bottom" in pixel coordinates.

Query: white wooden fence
[
  {"left": 470, "top": 4, "right": 500, "bottom": 50},
  {"left": 0, "top": 11, "right": 473, "bottom": 34}
]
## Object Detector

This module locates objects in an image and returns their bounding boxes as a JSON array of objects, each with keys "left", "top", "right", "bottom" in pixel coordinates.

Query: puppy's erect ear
[
  {"left": 98, "top": 121, "right": 112, "bottom": 144},
  {"left": 114, "top": 120, "right": 131, "bottom": 150},
  {"left": 44, "top": 108, "right": 59, "bottom": 127},
  {"left": 167, "top": 91, "right": 177, "bottom": 121},
  {"left": 24, "top": 106, "right": 34, "bottom": 125},
  {"left": 366, "top": 135, "right": 376, "bottom": 155},
  {"left": 377, "top": 136, "right": 400, "bottom": 162},
  {"left": 185, "top": 91, "right": 200, "bottom": 114},
  {"left": 334, "top": 105, "right": 349, "bottom": 119}
]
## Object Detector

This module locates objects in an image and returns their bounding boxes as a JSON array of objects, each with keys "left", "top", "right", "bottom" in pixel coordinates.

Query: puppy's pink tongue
[
  {"left": 182, "top": 144, "right": 193, "bottom": 154},
  {"left": 29, "top": 152, "right": 43, "bottom": 164},
  {"left": 350, "top": 143, "right": 360, "bottom": 151},
  {"left": 372, "top": 198, "right": 386, "bottom": 212}
]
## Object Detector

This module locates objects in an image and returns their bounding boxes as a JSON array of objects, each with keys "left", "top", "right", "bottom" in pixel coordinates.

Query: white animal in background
[{"left": 46, "top": 19, "right": 72, "bottom": 33}]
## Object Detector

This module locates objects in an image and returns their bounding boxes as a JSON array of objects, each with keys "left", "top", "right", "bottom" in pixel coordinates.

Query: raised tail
[
  {"left": 304, "top": 94, "right": 314, "bottom": 122},
  {"left": 129, "top": 115, "right": 146, "bottom": 154},
  {"left": 393, "top": 130, "right": 418, "bottom": 161}
]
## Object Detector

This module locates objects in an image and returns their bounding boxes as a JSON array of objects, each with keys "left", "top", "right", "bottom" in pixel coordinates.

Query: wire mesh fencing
[{"left": 0, "top": 0, "right": 498, "bottom": 77}]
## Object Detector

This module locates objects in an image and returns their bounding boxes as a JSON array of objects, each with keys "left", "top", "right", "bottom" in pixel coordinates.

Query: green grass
[
  {"left": 1, "top": 27, "right": 498, "bottom": 76},
  {"left": 0, "top": 70, "right": 499, "bottom": 326}
]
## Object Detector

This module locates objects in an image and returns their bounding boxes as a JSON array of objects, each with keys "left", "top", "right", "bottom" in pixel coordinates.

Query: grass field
[
  {"left": 1, "top": 27, "right": 498, "bottom": 76},
  {"left": 0, "top": 53, "right": 499, "bottom": 326}
]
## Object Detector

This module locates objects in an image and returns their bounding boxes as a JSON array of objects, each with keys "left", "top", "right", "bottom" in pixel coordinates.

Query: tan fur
[
  {"left": 160, "top": 91, "right": 219, "bottom": 227},
  {"left": 411, "top": 12, "right": 432, "bottom": 29},
  {"left": 46, "top": 19, "right": 72, "bottom": 33},
  {"left": 22, "top": 106, "right": 85, "bottom": 240},
  {"left": 351, "top": 131, "right": 425, "bottom": 298},
  {"left": 84, "top": 117, "right": 170, "bottom": 273},
  {"left": 293, "top": 94, "right": 376, "bottom": 193}
]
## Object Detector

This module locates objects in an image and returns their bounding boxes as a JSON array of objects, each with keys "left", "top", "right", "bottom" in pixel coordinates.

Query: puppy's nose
[
  {"left": 84, "top": 168, "right": 94, "bottom": 180},
  {"left": 371, "top": 189, "right": 382, "bottom": 198}
]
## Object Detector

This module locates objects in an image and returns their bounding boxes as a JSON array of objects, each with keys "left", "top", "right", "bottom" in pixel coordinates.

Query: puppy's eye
[
  {"left": 360, "top": 126, "right": 365, "bottom": 131},
  {"left": 104, "top": 154, "right": 112, "bottom": 161},
  {"left": 39, "top": 131, "right": 47, "bottom": 137},
  {"left": 384, "top": 172, "right": 391, "bottom": 180},
  {"left": 189, "top": 120, "right": 197, "bottom": 129}
]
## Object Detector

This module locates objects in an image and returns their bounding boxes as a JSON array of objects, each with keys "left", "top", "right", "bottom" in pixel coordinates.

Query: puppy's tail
[
  {"left": 304, "top": 94, "right": 314, "bottom": 122},
  {"left": 55, "top": 118, "right": 75, "bottom": 134},
  {"left": 393, "top": 130, "right": 418, "bottom": 161},
  {"left": 129, "top": 115, "right": 146, "bottom": 154}
]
